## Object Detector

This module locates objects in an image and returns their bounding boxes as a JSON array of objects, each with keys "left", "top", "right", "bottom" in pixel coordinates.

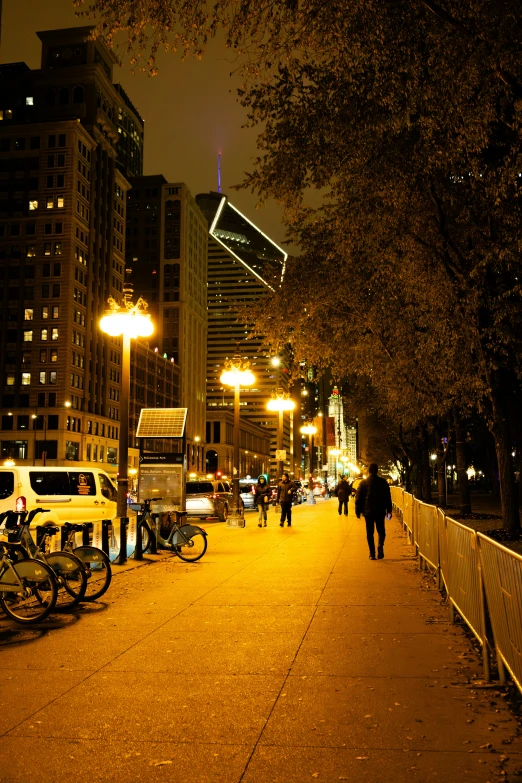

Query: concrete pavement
[{"left": 0, "top": 499, "right": 521, "bottom": 782}]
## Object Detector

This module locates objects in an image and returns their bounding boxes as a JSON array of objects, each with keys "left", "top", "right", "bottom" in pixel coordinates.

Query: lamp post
[
  {"left": 267, "top": 389, "right": 295, "bottom": 483},
  {"left": 32, "top": 412, "right": 47, "bottom": 466},
  {"left": 329, "top": 448, "right": 341, "bottom": 483},
  {"left": 301, "top": 423, "right": 317, "bottom": 504},
  {"left": 220, "top": 357, "right": 255, "bottom": 527},
  {"left": 100, "top": 294, "right": 154, "bottom": 518}
]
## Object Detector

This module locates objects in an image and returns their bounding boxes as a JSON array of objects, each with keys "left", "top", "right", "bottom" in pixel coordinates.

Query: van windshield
[
  {"left": 30, "top": 472, "right": 70, "bottom": 495},
  {"left": 186, "top": 482, "right": 214, "bottom": 495},
  {"left": 0, "top": 472, "right": 14, "bottom": 500}
]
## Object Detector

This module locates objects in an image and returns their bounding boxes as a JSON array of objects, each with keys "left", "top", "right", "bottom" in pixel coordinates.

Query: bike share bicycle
[
  {"left": 129, "top": 498, "right": 208, "bottom": 562},
  {"left": 0, "top": 509, "right": 87, "bottom": 608}
]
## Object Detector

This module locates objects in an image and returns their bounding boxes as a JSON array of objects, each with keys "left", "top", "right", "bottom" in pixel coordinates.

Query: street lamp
[
  {"left": 301, "top": 423, "right": 317, "bottom": 503},
  {"left": 220, "top": 357, "right": 255, "bottom": 527},
  {"left": 100, "top": 294, "right": 154, "bottom": 518},
  {"left": 32, "top": 413, "right": 47, "bottom": 466},
  {"left": 267, "top": 390, "right": 295, "bottom": 482}
]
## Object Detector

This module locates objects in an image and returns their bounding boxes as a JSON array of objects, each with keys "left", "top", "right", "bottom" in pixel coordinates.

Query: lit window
[
  {"left": 21, "top": 373, "right": 31, "bottom": 386},
  {"left": 29, "top": 200, "right": 38, "bottom": 211},
  {"left": 23, "top": 330, "right": 33, "bottom": 342},
  {"left": 46, "top": 197, "right": 54, "bottom": 209},
  {"left": 52, "top": 306, "right": 59, "bottom": 319},
  {"left": 41, "top": 328, "right": 48, "bottom": 341},
  {"left": 53, "top": 242, "right": 62, "bottom": 255},
  {"left": 51, "top": 328, "right": 59, "bottom": 341},
  {"left": 49, "top": 371, "right": 57, "bottom": 385},
  {"left": 57, "top": 197, "right": 64, "bottom": 208},
  {"left": 0, "top": 111, "right": 3, "bottom": 121},
  {"left": 5, "top": 110, "right": 12, "bottom": 120},
  {"left": 24, "top": 309, "right": 33, "bottom": 321},
  {"left": 50, "top": 349, "right": 58, "bottom": 362},
  {"left": 41, "top": 307, "right": 49, "bottom": 320},
  {"left": 26, "top": 97, "right": 34, "bottom": 106},
  {"left": 39, "top": 371, "right": 46, "bottom": 385},
  {"left": 6, "top": 374, "right": 15, "bottom": 385},
  {"left": 26, "top": 245, "right": 36, "bottom": 257},
  {"left": 44, "top": 243, "right": 51, "bottom": 256}
]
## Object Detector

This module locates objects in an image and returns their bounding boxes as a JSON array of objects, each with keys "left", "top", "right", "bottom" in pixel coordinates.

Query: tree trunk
[
  {"left": 489, "top": 387, "right": 520, "bottom": 532},
  {"left": 435, "top": 424, "right": 447, "bottom": 507},
  {"left": 405, "top": 462, "right": 412, "bottom": 493},
  {"left": 416, "top": 429, "right": 423, "bottom": 499},
  {"left": 453, "top": 409, "right": 471, "bottom": 514},
  {"left": 421, "top": 425, "right": 431, "bottom": 503}
]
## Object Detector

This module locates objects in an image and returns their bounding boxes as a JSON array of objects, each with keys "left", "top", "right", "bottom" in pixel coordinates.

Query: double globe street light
[
  {"left": 100, "top": 294, "right": 154, "bottom": 517},
  {"left": 220, "top": 357, "right": 255, "bottom": 528}
]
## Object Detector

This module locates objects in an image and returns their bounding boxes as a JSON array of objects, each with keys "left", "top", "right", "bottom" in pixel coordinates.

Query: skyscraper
[
  {"left": 126, "top": 177, "right": 208, "bottom": 472},
  {"left": 0, "top": 27, "right": 177, "bottom": 472},
  {"left": 196, "top": 191, "right": 293, "bottom": 477}
]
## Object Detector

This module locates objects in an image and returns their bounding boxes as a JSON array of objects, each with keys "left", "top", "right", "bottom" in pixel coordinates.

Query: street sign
[
  {"left": 275, "top": 449, "right": 287, "bottom": 460},
  {"left": 139, "top": 452, "right": 184, "bottom": 465}
]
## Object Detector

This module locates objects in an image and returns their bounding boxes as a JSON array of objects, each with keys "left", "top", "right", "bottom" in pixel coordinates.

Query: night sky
[{"left": 1, "top": 0, "right": 289, "bottom": 247}]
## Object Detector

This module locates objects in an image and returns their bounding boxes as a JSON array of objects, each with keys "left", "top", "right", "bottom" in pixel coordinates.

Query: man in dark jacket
[
  {"left": 335, "top": 475, "right": 352, "bottom": 516},
  {"left": 355, "top": 463, "right": 392, "bottom": 560},
  {"left": 277, "top": 472, "right": 295, "bottom": 527}
]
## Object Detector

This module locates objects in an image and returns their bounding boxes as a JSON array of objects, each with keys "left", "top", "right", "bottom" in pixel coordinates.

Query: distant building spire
[{"left": 217, "top": 152, "right": 221, "bottom": 193}]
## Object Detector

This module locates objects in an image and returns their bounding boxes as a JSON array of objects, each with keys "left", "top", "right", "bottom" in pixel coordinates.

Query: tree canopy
[{"left": 77, "top": 0, "right": 522, "bottom": 528}]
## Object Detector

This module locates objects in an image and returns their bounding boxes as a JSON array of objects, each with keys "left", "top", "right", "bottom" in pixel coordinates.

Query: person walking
[
  {"left": 355, "top": 463, "right": 392, "bottom": 560},
  {"left": 335, "top": 475, "right": 352, "bottom": 516},
  {"left": 278, "top": 472, "right": 295, "bottom": 527},
  {"left": 254, "top": 476, "right": 270, "bottom": 527}
]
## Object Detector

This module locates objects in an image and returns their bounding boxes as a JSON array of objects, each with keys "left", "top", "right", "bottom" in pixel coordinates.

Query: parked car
[
  {"left": 313, "top": 482, "right": 326, "bottom": 497},
  {"left": 0, "top": 466, "right": 118, "bottom": 528},
  {"left": 185, "top": 480, "right": 233, "bottom": 522},
  {"left": 239, "top": 481, "right": 256, "bottom": 510}
]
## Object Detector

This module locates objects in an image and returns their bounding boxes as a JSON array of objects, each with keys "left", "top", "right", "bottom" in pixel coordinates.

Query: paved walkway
[{"left": 0, "top": 500, "right": 521, "bottom": 782}]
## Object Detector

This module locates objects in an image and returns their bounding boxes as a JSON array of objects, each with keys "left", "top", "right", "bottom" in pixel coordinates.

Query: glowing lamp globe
[{"left": 267, "top": 397, "right": 295, "bottom": 412}]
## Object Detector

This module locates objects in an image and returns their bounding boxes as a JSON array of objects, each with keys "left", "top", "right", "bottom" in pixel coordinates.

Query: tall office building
[
  {"left": 196, "top": 191, "right": 291, "bottom": 477},
  {"left": 126, "top": 177, "right": 208, "bottom": 472},
  {"left": 0, "top": 27, "right": 178, "bottom": 473}
]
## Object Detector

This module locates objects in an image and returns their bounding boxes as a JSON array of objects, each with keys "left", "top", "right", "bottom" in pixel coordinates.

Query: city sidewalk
[{"left": 0, "top": 500, "right": 521, "bottom": 782}]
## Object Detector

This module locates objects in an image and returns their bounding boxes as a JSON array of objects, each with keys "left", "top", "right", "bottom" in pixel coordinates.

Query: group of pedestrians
[
  {"left": 254, "top": 472, "right": 295, "bottom": 528},
  {"left": 253, "top": 463, "right": 392, "bottom": 561}
]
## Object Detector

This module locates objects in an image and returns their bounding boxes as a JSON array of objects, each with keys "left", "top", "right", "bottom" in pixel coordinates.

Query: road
[{"left": 0, "top": 499, "right": 521, "bottom": 782}]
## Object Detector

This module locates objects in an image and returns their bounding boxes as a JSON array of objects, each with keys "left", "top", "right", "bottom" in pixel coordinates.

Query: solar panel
[{"left": 136, "top": 408, "right": 187, "bottom": 438}]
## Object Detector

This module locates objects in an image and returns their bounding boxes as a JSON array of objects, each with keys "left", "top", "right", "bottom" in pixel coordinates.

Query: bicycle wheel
[
  {"left": 0, "top": 558, "right": 58, "bottom": 623},
  {"left": 140, "top": 521, "right": 153, "bottom": 555},
  {"left": 174, "top": 528, "right": 207, "bottom": 562},
  {"left": 73, "top": 545, "right": 112, "bottom": 601},
  {"left": 46, "top": 551, "right": 88, "bottom": 608}
]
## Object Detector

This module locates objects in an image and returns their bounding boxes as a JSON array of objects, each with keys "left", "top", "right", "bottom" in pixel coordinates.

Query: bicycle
[
  {"left": 130, "top": 498, "right": 208, "bottom": 562},
  {"left": 0, "top": 510, "right": 87, "bottom": 608},
  {"left": 0, "top": 539, "right": 58, "bottom": 624},
  {"left": 60, "top": 522, "right": 112, "bottom": 601}
]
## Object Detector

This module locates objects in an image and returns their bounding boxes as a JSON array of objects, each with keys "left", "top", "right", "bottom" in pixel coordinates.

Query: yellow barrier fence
[{"left": 478, "top": 534, "right": 522, "bottom": 691}]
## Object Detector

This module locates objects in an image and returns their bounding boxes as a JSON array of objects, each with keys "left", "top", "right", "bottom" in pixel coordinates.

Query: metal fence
[{"left": 392, "top": 489, "right": 522, "bottom": 689}]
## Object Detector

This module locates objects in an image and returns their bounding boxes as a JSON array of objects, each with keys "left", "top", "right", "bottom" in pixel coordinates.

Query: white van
[{"left": 0, "top": 467, "right": 117, "bottom": 527}]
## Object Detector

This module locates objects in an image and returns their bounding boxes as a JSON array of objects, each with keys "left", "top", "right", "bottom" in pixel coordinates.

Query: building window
[
  {"left": 26, "top": 245, "right": 36, "bottom": 257},
  {"left": 41, "top": 328, "right": 48, "bottom": 341},
  {"left": 23, "top": 330, "right": 33, "bottom": 342},
  {"left": 26, "top": 96, "right": 34, "bottom": 106},
  {"left": 21, "top": 373, "right": 31, "bottom": 386},
  {"left": 49, "top": 371, "right": 57, "bottom": 385},
  {"left": 42, "top": 307, "right": 49, "bottom": 320},
  {"left": 40, "top": 350, "right": 46, "bottom": 363},
  {"left": 51, "top": 328, "right": 59, "bottom": 341},
  {"left": 86, "top": 443, "right": 91, "bottom": 461},
  {"left": 39, "top": 371, "right": 46, "bottom": 385},
  {"left": 44, "top": 243, "right": 51, "bottom": 256},
  {"left": 1, "top": 441, "right": 28, "bottom": 460},
  {"left": 65, "top": 441, "right": 79, "bottom": 461},
  {"left": 29, "top": 200, "right": 38, "bottom": 211},
  {"left": 46, "top": 197, "right": 54, "bottom": 209},
  {"left": 6, "top": 374, "right": 15, "bottom": 386},
  {"left": 53, "top": 242, "right": 62, "bottom": 255},
  {"left": 50, "top": 349, "right": 58, "bottom": 362},
  {"left": 52, "top": 306, "right": 59, "bottom": 319},
  {"left": 57, "top": 197, "right": 64, "bottom": 208},
  {"left": 24, "top": 309, "right": 33, "bottom": 321}
]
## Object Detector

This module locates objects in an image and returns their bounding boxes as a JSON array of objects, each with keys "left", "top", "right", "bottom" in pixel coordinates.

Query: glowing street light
[
  {"left": 220, "top": 357, "right": 256, "bottom": 527},
  {"left": 267, "top": 390, "right": 295, "bottom": 481},
  {"left": 100, "top": 293, "right": 154, "bottom": 517}
]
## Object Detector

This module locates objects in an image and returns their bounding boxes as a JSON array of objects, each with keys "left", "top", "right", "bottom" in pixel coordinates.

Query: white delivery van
[{"left": 0, "top": 466, "right": 117, "bottom": 527}]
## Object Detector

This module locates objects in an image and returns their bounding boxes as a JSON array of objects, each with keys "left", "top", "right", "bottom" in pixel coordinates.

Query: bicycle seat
[
  {"left": 37, "top": 524, "right": 59, "bottom": 536},
  {"left": 62, "top": 522, "right": 88, "bottom": 532}
]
